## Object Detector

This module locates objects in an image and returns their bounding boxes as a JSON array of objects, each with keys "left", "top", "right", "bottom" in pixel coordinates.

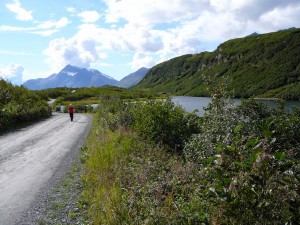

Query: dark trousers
[{"left": 69, "top": 113, "right": 74, "bottom": 121}]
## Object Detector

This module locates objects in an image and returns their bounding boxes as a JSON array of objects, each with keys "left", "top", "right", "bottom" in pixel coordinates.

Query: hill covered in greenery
[
  {"left": 0, "top": 80, "right": 51, "bottom": 132},
  {"left": 135, "top": 28, "right": 300, "bottom": 100}
]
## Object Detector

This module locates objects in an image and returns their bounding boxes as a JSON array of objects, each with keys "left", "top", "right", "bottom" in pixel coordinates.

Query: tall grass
[{"left": 81, "top": 112, "right": 135, "bottom": 224}]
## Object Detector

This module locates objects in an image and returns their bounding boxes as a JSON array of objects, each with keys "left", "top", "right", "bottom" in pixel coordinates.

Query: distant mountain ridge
[
  {"left": 24, "top": 65, "right": 118, "bottom": 90},
  {"left": 135, "top": 28, "right": 300, "bottom": 100},
  {"left": 117, "top": 67, "right": 149, "bottom": 88}
]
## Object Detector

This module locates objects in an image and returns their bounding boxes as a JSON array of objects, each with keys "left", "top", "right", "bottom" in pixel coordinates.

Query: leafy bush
[
  {"left": 95, "top": 97, "right": 134, "bottom": 131},
  {"left": 128, "top": 98, "right": 201, "bottom": 152},
  {"left": 82, "top": 93, "right": 299, "bottom": 224},
  {"left": 94, "top": 97, "right": 201, "bottom": 152},
  {"left": 184, "top": 97, "right": 300, "bottom": 224},
  {"left": 0, "top": 80, "right": 51, "bottom": 131},
  {"left": 81, "top": 102, "right": 205, "bottom": 224}
]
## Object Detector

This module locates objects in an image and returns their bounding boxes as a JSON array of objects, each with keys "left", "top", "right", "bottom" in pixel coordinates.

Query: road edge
[{"left": 16, "top": 113, "right": 93, "bottom": 225}]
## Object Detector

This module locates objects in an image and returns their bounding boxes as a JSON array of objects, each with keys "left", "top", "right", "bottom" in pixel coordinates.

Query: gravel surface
[
  {"left": 0, "top": 112, "right": 92, "bottom": 225},
  {"left": 17, "top": 157, "right": 88, "bottom": 225}
]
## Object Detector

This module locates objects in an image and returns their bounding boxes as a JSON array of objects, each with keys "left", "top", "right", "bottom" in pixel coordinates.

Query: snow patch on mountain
[{"left": 66, "top": 72, "right": 77, "bottom": 76}]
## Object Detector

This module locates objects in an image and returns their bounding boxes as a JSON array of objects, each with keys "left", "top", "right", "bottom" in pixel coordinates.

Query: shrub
[
  {"left": 184, "top": 96, "right": 300, "bottom": 224},
  {"left": 95, "top": 97, "right": 134, "bottom": 131},
  {"left": 82, "top": 106, "right": 206, "bottom": 224},
  {"left": 82, "top": 93, "right": 299, "bottom": 224},
  {"left": 129, "top": 97, "right": 201, "bottom": 152},
  {"left": 0, "top": 80, "right": 51, "bottom": 132}
]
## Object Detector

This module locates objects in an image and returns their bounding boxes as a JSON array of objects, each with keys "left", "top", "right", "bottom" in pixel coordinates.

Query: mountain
[
  {"left": 24, "top": 65, "right": 118, "bottom": 90},
  {"left": 135, "top": 28, "right": 300, "bottom": 100},
  {"left": 117, "top": 67, "right": 149, "bottom": 88}
]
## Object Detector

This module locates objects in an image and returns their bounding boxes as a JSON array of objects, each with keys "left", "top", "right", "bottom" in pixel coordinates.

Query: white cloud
[
  {"left": 37, "top": 17, "right": 70, "bottom": 29},
  {"left": 43, "top": 28, "right": 108, "bottom": 72},
  {"left": 104, "top": 0, "right": 209, "bottom": 25},
  {"left": 98, "top": 0, "right": 300, "bottom": 71},
  {"left": 30, "top": 29, "right": 59, "bottom": 36},
  {"left": 259, "top": 5, "right": 300, "bottom": 29},
  {"left": 6, "top": 0, "right": 33, "bottom": 21},
  {"left": 0, "top": 17, "right": 70, "bottom": 36},
  {"left": 0, "top": 64, "right": 24, "bottom": 85},
  {"left": 232, "top": 0, "right": 300, "bottom": 20},
  {"left": 67, "top": 7, "right": 77, "bottom": 13},
  {"left": 43, "top": 0, "right": 300, "bottom": 76},
  {"left": 0, "top": 50, "right": 36, "bottom": 56},
  {"left": 43, "top": 22, "right": 162, "bottom": 71},
  {"left": 131, "top": 53, "right": 156, "bottom": 71},
  {"left": 78, "top": 11, "right": 100, "bottom": 23},
  {"left": 102, "top": 0, "right": 300, "bottom": 38},
  {"left": 92, "top": 62, "right": 113, "bottom": 67},
  {"left": 0, "top": 25, "right": 35, "bottom": 31}
]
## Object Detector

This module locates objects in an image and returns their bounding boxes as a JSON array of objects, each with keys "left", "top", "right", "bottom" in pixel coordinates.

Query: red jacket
[{"left": 68, "top": 106, "right": 74, "bottom": 113}]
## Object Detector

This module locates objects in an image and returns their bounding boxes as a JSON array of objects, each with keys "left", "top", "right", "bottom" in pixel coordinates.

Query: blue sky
[{"left": 0, "top": 0, "right": 300, "bottom": 84}]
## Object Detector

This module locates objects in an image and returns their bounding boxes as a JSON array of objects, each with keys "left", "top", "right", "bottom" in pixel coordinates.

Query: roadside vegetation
[
  {"left": 36, "top": 86, "right": 158, "bottom": 103},
  {"left": 35, "top": 86, "right": 159, "bottom": 113},
  {"left": 0, "top": 79, "right": 51, "bottom": 132},
  {"left": 81, "top": 89, "right": 300, "bottom": 224}
]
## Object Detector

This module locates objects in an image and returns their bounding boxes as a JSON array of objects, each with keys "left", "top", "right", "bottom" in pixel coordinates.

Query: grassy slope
[{"left": 135, "top": 28, "right": 300, "bottom": 100}]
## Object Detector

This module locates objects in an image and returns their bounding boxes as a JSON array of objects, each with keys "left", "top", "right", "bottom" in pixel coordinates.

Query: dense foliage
[
  {"left": 81, "top": 98, "right": 202, "bottom": 224},
  {"left": 184, "top": 97, "right": 300, "bottom": 224},
  {"left": 36, "top": 86, "right": 157, "bottom": 103},
  {"left": 0, "top": 80, "right": 52, "bottom": 132},
  {"left": 81, "top": 93, "right": 299, "bottom": 224},
  {"left": 135, "top": 28, "right": 300, "bottom": 100},
  {"left": 128, "top": 98, "right": 201, "bottom": 152}
]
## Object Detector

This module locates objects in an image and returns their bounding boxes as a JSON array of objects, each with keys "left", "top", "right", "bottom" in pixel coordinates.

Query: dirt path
[{"left": 0, "top": 113, "right": 92, "bottom": 225}]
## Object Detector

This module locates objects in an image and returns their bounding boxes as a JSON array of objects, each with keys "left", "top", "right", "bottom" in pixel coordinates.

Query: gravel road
[{"left": 0, "top": 112, "right": 92, "bottom": 225}]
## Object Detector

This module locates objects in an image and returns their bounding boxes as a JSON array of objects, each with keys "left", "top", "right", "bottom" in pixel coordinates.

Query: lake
[
  {"left": 55, "top": 96, "right": 300, "bottom": 115},
  {"left": 172, "top": 96, "right": 300, "bottom": 116}
]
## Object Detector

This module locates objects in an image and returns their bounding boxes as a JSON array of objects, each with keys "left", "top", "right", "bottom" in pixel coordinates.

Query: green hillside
[{"left": 135, "top": 28, "right": 300, "bottom": 100}]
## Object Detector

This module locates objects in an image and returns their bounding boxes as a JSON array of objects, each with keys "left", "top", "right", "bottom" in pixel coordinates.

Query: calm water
[{"left": 172, "top": 96, "right": 300, "bottom": 116}]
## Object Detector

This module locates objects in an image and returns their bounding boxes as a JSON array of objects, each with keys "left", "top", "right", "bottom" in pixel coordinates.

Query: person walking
[{"left": 68, "top": 104, "right": 74, "bottom": 121}]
